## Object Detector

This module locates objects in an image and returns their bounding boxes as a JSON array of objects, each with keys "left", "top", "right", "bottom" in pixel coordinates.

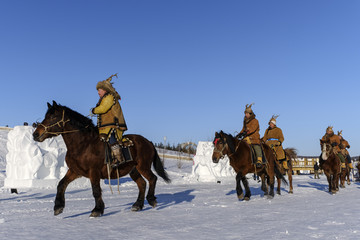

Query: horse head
[
  {"left": 320, "top": 139, "right": 332, "bottom": 160},
  {"left": 33, "top": 101, "right": 68, "bottom": 142},
  {"left": 212, "top": 131, "right": 235, "bottom": 163}
]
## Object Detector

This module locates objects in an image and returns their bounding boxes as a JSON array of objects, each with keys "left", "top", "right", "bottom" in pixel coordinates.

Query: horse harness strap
[{"left": 39, "top": 110, "right": 89, "bottom": 136}]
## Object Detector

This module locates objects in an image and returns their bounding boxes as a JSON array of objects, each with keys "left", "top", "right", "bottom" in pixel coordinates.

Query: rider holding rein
[
  {"left": 237, "top": 103, "right": 263, "bottom": 167},
  {"left": 92, "top": 74, "right": 128, "bottom": 167}
]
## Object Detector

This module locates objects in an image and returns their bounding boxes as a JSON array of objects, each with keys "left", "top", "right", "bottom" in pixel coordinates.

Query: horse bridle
[
  {"left": 213, "top": 138, "right": 227, "bottom": 158},
  {"left": 38, "top": 110, "right": 82, "bottom": 136},
  {"left": 213, "top": 136, "right": 240, "bottom": 158}
]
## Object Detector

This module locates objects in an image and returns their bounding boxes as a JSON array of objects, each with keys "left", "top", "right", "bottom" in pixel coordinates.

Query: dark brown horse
[
  {"left": 319, "top": 139, "right": 340, "bottom": 194},
  {"left": 275, "top": 148, "right": 297, "bottom": 194},
  {"left": 212, "top": 131, "right": 286, "bottom": 200},
  {"left": 33, "top": 101, "right": 170, "bottom": 217}
]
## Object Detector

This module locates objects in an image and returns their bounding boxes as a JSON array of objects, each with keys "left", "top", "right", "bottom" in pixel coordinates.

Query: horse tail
[
  {"left": 285, "top": 148, "right": 297, "bottom": 163},
  {"left": 274, "top": 161, "right": 288, "bottom": 186},
  {"left": 153, "top": 148, "right": 171, "bottom": 183}
]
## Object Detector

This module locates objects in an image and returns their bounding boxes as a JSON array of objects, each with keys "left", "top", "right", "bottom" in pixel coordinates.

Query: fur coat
[
  {"left": 262, "top": 126, "right": 285, "bottom": 160},
  {"left": 240, "top": 114, "right": 261, "bottom": 144}
]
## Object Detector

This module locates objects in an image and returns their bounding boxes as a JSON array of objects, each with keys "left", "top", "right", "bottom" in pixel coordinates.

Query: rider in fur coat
[
  {"left": 92, "top": 74, "right": 128, "bottom": 167},
  {"left": 237, "top": 103, "right": 263, "bottom": 167},
  {"left": 262, "top": 115, "right": 286, "bottom": 167}
]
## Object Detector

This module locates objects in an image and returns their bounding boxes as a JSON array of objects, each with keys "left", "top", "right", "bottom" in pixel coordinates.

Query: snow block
[
  {"left": 192, "top": 141, "right": 235, "bottom": 182},
  {"left": 4, "top": 126, "right": 68, "bottom": 189}
]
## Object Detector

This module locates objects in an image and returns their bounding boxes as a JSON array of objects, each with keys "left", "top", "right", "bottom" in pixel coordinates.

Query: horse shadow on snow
[{"left": 225, "top": 185, "right": 268, "bottom": 199}]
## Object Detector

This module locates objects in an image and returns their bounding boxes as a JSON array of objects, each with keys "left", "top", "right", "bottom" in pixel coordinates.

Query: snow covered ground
[{"left": 1, "top": 130, "right": 360, "bottom": 240}]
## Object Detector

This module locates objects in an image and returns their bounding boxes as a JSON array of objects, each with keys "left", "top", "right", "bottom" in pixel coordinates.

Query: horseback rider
[
  {"left": 91, "top": 74, "right": 128, "bottom": 167},
  {"left": 321, "top": 126, "right": 345, "bottom": 168},
  {"left": 236, "top": 103, "right": 263, "bottom": 167},
  {"left": 338, "top": 130, "right": 353, "bottom": 169},
  {"left": 262, "top": 115, "right": 287, "bottom": 169}
]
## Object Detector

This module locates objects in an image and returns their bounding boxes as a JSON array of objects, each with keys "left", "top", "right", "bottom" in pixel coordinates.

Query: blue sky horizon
[{"left": 1, "top": 0, "right": 359, "bottom": 156}]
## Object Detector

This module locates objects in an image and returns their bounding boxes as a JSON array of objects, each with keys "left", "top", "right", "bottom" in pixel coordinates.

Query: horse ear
[
  {"left": 52, "top": 100, "right": 58, "bottom": 107},
  {"left": 47, "top": 102, "right": 52, "bottom": 109}
]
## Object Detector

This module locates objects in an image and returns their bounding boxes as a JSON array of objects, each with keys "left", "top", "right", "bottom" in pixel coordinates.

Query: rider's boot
[
  {"left": 111, "top": 144, "right": 125, "bottom": 168},
  {"left": 256, "top": 157, "right": 262, "bottom": 168}
]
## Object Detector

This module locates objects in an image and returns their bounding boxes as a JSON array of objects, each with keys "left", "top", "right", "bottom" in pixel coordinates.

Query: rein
[{"left": 38, "top": 110, "right": 88, "bottom": 136}]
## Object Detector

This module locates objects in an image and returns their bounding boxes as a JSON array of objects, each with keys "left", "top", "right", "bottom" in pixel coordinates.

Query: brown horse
[
  {"left": 275, "top": 148, "right": 297, "bottom": 195},
  {"left": 33, "top": 101, "right": 170, "bottom": 217},
  {"left": 212, "top": 131, "right": 286, "bottom": 200},
  {"left": 319, "top": 139, "right": 341, "bottom": 194}
]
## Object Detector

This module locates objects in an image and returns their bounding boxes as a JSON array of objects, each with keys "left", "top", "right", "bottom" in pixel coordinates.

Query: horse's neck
[
  {"left": 228, "top": 140, "right": 248, "bottom": 159},
  {"left": 61, "top": 130, "right": 98, "bottom": 154}
]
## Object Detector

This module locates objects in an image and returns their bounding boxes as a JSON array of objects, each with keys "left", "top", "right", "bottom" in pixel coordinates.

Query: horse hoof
[
  {"left": 277, "top": 191, "right": 281, "bottom": 195},
  {"left": 131, "top": 205, "right": 143, "bottom": 212},
  {"left": 289, "top": 190, "right": 293, "bottom": 194},
  {"left": 238, "top": 193, "right": 244, "bottom": 200},
  {"left": 149, "top": 201, "right": 157, "bottom": 208},
  {"left": 54, "top": 208, "right": 64, "bottom": 216},
  {"left": 244, "top": 197, "right": 250, "bottom": 201},
  {"left": 147, "top": 197, "right": 157, "bottom": 208},
  {"left": 89, "top": 211, "right": 102, "bottom": 218}
]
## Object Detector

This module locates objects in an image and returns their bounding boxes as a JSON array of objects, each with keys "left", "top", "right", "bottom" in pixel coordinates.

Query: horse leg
[
  {"left": 268, "top": 175, "right": 275, "bottom": 198},
  {"left": 89, "top": 171, "right": 105, "bottom": 217},
  {"left": 138, "top": 168, "right": 158, "bottom": 208},
  {"left": 276, "top": 176, "right": 281, "bottom": 195},
  {"left": 340, "top": 169, "right": 345, "bottom": 188},
  {"left": 129, "top": 168, "right": 146, "bottom": 211},
  {"left": 288, "top": 169, "right": 293, "bottom": 194},
  {"left": 346, "top": 168, "right": 351, "bottom": 185},
  {"left": 235, "top": 172, "right": 244, "bottom": 200},
  {"left": 332, "top": 174, "right": 338, "bottom": 194},
  {"left": 326, "top": 174, "right": 332, "bottom": 193},
  {"left": 54, "top": 169, "right": 79, "bottom": 216},
  {"left": 261, "top": 175, "right": 269, "bottom": 195},
  {"left": 241, "top": 176, "right": 251, "bottom": 201}
]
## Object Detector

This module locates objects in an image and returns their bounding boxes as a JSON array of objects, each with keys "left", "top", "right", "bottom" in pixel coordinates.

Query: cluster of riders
[
  {"left": 320, "top": 126, "right": 355, "bottom": 192},
  {"left": 32, "top": 74, "right": 355, "bottom": 217}
]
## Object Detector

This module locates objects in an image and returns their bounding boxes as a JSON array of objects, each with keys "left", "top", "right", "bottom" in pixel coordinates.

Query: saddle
[
  {"left": 242, "top": 140, "right": 267, "bottom": 166},
  {"left": 104, "top": 137, "right": 134, "bottom": 165}
]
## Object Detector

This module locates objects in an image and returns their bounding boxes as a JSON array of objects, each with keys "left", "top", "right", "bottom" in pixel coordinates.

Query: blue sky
[{"left": 1, "top": 0, "right": 359, "bottom": 156}]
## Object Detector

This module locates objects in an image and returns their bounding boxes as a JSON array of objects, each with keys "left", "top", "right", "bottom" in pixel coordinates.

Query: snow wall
[
  {"left": 4, "top": 126, "right": 68, "bottom": 189},
  {"left": 192, "top": 141, "right": 235, "bottom": 182}
]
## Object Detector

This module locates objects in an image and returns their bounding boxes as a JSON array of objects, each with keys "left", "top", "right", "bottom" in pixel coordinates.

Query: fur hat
[
  {"left": 96, "top": 73, "right": 121, "bottom": 100},
  {"left": 244, "top": 103, "right": 254, "bottom": 114},
  {"left": 326, "top": 126, "right": 334, "bottom": 133},
  {"left": 269, "top": 115, "right": 279, "bottom": 125}
]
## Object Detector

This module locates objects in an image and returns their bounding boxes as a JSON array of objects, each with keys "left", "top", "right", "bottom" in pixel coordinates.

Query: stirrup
[{"left": 111, "top": 159, "right": 125, "bottom": 168}]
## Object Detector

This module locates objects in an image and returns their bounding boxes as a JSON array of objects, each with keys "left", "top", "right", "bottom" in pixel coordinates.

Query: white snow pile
[
  {"left": 4, "top": 126, "right": 68, "bottom": 189},
  {"left": 192, "top": 141, "right": 235, "bottom": 182}
]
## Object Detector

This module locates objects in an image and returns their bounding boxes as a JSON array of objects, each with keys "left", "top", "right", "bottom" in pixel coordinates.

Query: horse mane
[
  {"left": 48, "top": 104, "right": 97, "bottom": 133},
  {"left": 221, "top": 131, "right": 236, "bottom": 153}
]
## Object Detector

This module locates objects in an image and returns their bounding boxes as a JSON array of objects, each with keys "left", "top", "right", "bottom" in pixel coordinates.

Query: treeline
[{"left": 154, "top": 142, "right": 196, "bottom": 154}]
